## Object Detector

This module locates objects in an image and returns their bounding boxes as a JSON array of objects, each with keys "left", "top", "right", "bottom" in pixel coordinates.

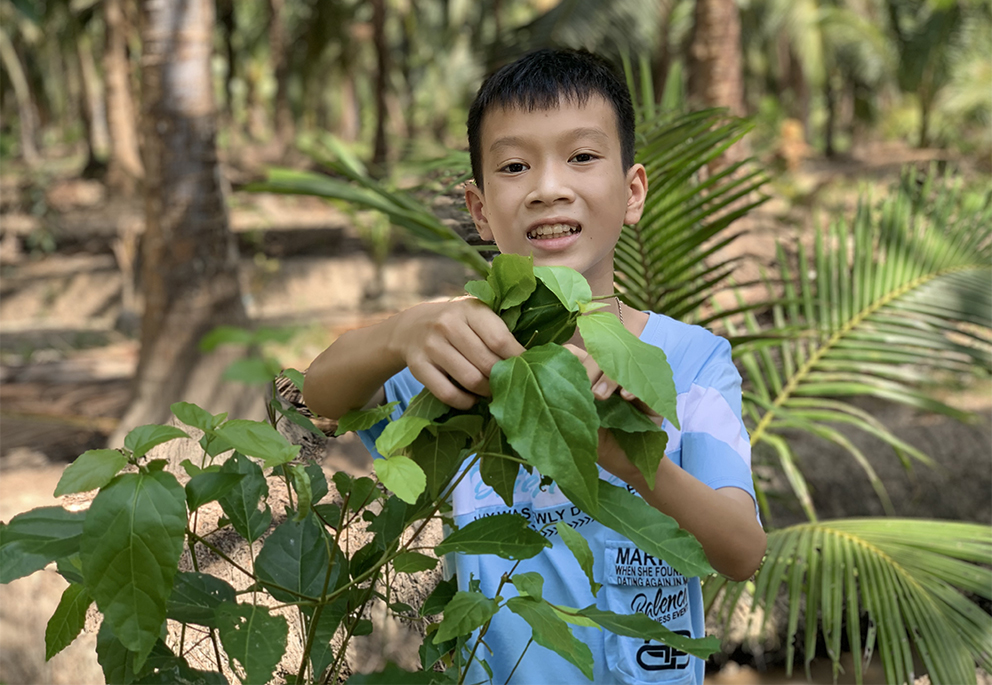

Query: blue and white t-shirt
[{"left": 358, "top": 312, "right": 757, "bottom": 685}]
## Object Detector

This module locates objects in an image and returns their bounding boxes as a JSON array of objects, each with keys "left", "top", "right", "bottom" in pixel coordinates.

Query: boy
[{"left": 303, "top": 48, "right": 766, "bottom": 684}]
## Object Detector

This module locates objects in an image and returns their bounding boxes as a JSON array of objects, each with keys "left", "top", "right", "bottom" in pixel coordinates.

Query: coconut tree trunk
[
  {"left": 687, "top": 0, "right": 749, "bottom": 165},
  {"left": 112, "top": 0, "right": 260, "bottom": 445},
  {"left": 104, "top": 0, "right": 143, "bottom": 194},
  {"left": 370, "top": 0, "right": 389, "bottom": 174},
  {"left": 267, "top": 0, "right": 294, "bottom": 149},
  {"left": 0, "top": 27, "right": 40, "bottom": 167}
]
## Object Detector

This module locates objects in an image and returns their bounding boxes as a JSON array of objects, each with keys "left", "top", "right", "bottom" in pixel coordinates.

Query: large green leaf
[
  {"left": 255, "top": 514, "right": 331, "bottom": 602},
  {"left": 374, "top": 456, "right": 427, "bottom": 504},
  {"left": 578, "top": 606, "right": 720, "bottom": 659},
  {"left": 216, "top": 453, "right": 272, "bottom": 542},
  {"left": 707, "top": 519, "right": 992, "bottom": 685},
  {"left": 124, "top": 425, "right": 190, "bottom": 460},
  {"left": 214, "top": 419, "right": 299, "bottom": 468},
  {"left": 578, "top": 311, "right": 679, "bottom": 427},
  {"left": 54, "top": 449, "right": 129, "bottom": 496},
  {"left": 555, "top": 521, "right": 601, "bottom": 597},
  {"left": 432, "top": 591, "right": 499, "bottom": 643},
  {"left": 506, "top": 596, "right": 594, "bottom": 679},
  {"left": 490, "top": 344, "right": 601, "bottom": 513},
  {"left": 585, "top": 481, "right": 713, "bottom": 579},
  {"left": 216, "top": 602, "right": 288, "bottom": 685},
  {"left": 434, "top": 513, "right": 551, "bottom": 560},
  {"left": 166, "top": 572, "right": 236, "bottom": 629},
  {"left": 0, "top": 506, "right": 86, "bottom": 583},
  {"left": 45, "top": 583, "right": 91, "bottom": 660},
  {"left": 81, "top": 470, "right": 187, "bottom": 670}
]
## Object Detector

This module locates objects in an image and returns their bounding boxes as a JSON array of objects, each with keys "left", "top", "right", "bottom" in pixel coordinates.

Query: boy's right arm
[{"left": 302, "top": 297, "right": 525, "bottom": 420}]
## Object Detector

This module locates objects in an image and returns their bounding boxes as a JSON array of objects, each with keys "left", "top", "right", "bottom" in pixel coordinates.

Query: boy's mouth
[{"left": 526, "top": 223, "right": 581, "bottom": 240}]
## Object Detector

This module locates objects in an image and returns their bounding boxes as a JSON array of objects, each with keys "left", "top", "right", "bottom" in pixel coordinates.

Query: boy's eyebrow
[{"left": 488, "top": 127, "right": 612, "bottom": 157}]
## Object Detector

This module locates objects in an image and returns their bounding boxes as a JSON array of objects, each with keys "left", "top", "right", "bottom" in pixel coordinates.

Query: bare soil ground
[{"left": 0, "top": 143, "right": 988, "bottom": 684}]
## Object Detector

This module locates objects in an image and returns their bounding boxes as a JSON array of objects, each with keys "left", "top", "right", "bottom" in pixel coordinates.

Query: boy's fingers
[
  {"left": 562, "top": 344, "right": 617, "bottom": 399},
  {"left": 593, "top": 376, "right": 620, "bottom": 401},
  {"left": 465, "top": 308, "right": 526, "bottom": 360},
  {"left": 413, "top": 362, "right": 478, "bottom": 410}
]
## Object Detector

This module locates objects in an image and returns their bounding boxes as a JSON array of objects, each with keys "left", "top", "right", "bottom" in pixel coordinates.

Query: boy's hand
[
  {"left": 391, "top": 297, "right": 525, "bottom": 409},
  {"left": 562, "top": 343, "right": 622, "bottom": 402}
]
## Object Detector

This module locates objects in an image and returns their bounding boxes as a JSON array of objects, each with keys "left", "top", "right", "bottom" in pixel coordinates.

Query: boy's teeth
[{"left": 528, "top": 223, "right": 578, "bottom": 239}]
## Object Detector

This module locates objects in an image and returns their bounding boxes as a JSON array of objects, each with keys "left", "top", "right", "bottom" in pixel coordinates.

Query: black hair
[{"left": 467, "top": 48, "right": 636, "bottom": 189}]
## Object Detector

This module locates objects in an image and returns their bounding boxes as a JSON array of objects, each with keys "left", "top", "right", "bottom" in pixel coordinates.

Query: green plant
[
  {"left": 1, "top": 258, "right": 722, "bottom": 684},
  {"left": 701, "top": 171, "right": 992, "bottom": 683}
]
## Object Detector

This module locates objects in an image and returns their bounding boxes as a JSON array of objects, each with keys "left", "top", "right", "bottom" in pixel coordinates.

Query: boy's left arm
[{"left": 598, "top": 422, "right": 766, "bottom": 582}]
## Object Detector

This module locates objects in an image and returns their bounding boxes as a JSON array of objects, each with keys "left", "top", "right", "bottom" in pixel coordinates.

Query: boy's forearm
[
  {"left": 601, "top": 432, "right": 766, "bottom": 581},
  {"left": 302, "top": 316, "right": 405, "bottom": 420}
]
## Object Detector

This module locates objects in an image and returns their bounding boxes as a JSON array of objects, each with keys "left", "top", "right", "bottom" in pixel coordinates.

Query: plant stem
[
  {"left": 295, "top": 531, "right": 339, "bottom": 684},
  {"left": 458, "top": 560, "right": 520, "bottom": 685},
  {"left": 504, "top": 637, "right": 533, "bottom": 685}
]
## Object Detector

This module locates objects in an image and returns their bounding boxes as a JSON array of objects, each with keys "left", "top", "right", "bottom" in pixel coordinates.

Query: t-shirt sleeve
[
  {"left": 356, "top": 367, "right": 425, "bottom": 459},
  {"left": 677, "top": 336, "right": 758, "bottom": 515}
]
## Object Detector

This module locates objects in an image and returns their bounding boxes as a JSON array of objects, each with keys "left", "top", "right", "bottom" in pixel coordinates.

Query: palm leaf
[
  {"left": 727, "top": 171, "right": 992, "bottom": 517},
  {"left": 246, "top": 134, "right": 491, "bottom": 277},
  {"left": 615, "top": 109, "right": 770, "bottom": 322},
  {"left": 706, "top": 519, "right": 992, "bottom": 685}
]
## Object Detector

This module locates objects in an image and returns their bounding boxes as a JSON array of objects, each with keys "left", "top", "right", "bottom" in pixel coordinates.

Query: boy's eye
[
  {"left": 500, "top": 162, "right": 527, "bottom": 173},
  {"left": 572, "top": 153, "right": 597, "bottom": 163}
]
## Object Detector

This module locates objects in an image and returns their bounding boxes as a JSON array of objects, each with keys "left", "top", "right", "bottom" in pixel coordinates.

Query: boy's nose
[{"left": 527, "top": 165, "right": 575, "bottom": 206}]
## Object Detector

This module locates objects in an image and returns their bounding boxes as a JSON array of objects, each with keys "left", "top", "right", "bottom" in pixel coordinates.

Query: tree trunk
[
  {"left": 111, "top": 0, "right": 260, "bottom": 445},
  {"left": 267, "top": 0, "right": 294, "bottom": 150},
  {"left": 76, "top": 30, "right": 111, "bottom": 171},
  {"left": 370, "top": 0, "right": 389, "bottom": 174},
  {"left": 0, "top": 27, "right": 40, "bottom": 167},
  {"left": 687, "top": 0, "right": 749, "bottom": 164},
  {"left": 104, "top": 0, "right": 143, "bottom": 195},
  {"left": 216, "top": 0, "right": 236, "bottom": 122}
]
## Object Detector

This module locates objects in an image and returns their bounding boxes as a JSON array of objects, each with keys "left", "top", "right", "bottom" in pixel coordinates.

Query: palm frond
[
  {"left": 614, "top": 109, "right": 770, "bottom": 322},
  {"left": 706, "top": 519, "right": 992, "bottom": 685},
  {"left": 728, "top": 171, "right": 992, "bottom": 516},
  {"left": 246, "top": 134, "right": 491, "bottom": 277}
]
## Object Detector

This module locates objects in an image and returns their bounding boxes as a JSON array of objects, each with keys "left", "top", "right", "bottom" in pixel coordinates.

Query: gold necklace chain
[{"left": 615, "top": 295, "right": 624, "bottom": 326}]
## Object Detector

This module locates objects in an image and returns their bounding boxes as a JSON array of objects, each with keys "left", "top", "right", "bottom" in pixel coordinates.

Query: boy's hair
[{"left": 467, "top": 48, "right": 636, "bottom": 188}]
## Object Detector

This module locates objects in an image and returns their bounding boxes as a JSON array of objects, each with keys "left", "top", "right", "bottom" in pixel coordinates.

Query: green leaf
[
  {"left": 408, "top": 426, "right": 468, "bottom": 499},
  {"left": 353, "top": 618, "right": 374, "bottom": 636},
  {"left": 551, "top": 605, "right": 601, "bottom": 630},
  {"left": 223, "top": 357, "right": 281, "bottom": 385},
  {"left": 214, "top": 420, "right": 299, "bottom": 468},
  {"left": 578, "top": 312, "right": 680, "bottom": 428},
  {"left": 288, "top": 464, "right": 313, "bottom": 521},
  {"left": 81, "top": 470, "right": 187, "bottom": 670},
  {"left": 375, "top": 416, "right": 432, "bottom": 457},
  {"left": 216, "top": 453, "right": 272, "bottom": 542},
  {"left": 434, "top": 513, "right": 551, "bottom": 560},
  {"left": 272, "top": 399, "right": 324, "bottom": 437},
  {"left": 506, "top": 596, "right": 594, "bottom": 680},
  {"left": 432, "top": 591, "right": 499, "bottom": 643},
  {"left": 45, "top": 583, "right": 91, "bottom": 660},
  {"left": 124, "top": 425, "right": 190, "bottom": 460},
  {"left": 335, "top": 401, "right": 400, "bottom": 436},
  {"left": 170, "top": 400, "right": 226, "bottom": 432},
  {"left": 0, "top": 507, "right": 86, "bottom": 583},
  {"left": 184, "top": 472, "right": 245, "bottom": 511},
  {"left": 533, "top": 265, "right": 593, "bottom": 312},
  {"left": 578, "top": 605, "right": 720, "bottom": 659},
  {"left": 199, "top": 326, "right": 254, "bottom": 351},
  {"left": 613, "top": 429, "right": 669, "bottom": 489},
  {"left": 420, "top": 576, "right": 458, "bottom": 617},
  {"left": 216, "top": 602, "right": 288, "bottom": 685},
  {"left": 255, "top": 514, "right": 331, "bottom": 603},
  {"left": 465, "top": 279, "right": 496, "bottom": 308},
  {"left": 392, "top": 552, "right": 438, "bottom": 574},
  {"left": 479, "top": 452, "right": 520, "bottom": 508},
  {"left": 588, "top": 481, "right": 713, "bottom": 579},
  {"left": 489, "top": 253, "right": 536, "bottom": 310},
  {"left": 510, "top": 281, "right": 578, "bottom": 348},
  {"left": 374, "top": 456, "right": 427, "bottom": 504},
  {"left": 306, "top": 598, "right": 349, "bottom": 681},
  {"left": 555, "top": 521, "right": 601, "bottom": 597},
  {"left": 306, "top": 462, "right": 329, "bottom": 504},
  {"left": 595, "top": 394, "right": 661, "bottom": 433},
  {"left": 346, "top": 477, "right": 382, "bottom": 511},
  {"left": 490, "top": 345, "right": 600, "bottom": 513},
  {"left": 282, "top": 368, "right": 306, "bottom": 393},
  {"left": 166, "top": 572, "right": 236, "bottom": 628},
  {"left": 54, "top": 449, "right": 129, "bottom": 497},
  {"left": 511, "top": 571, "right": 544, "bottom": 600}
]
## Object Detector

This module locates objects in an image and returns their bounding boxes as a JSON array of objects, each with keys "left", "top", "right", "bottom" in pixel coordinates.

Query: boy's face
[{"left": 465, "top": 95, "right": 647, "bottom": 296}]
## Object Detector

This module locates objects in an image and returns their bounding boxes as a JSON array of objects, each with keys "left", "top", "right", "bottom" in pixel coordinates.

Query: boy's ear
[
  {"left": 464, "top": 182, "right": 493, "bottom": 242},
  {"left": 624, "top": 163, "right": 648, "bottom": 225}
]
